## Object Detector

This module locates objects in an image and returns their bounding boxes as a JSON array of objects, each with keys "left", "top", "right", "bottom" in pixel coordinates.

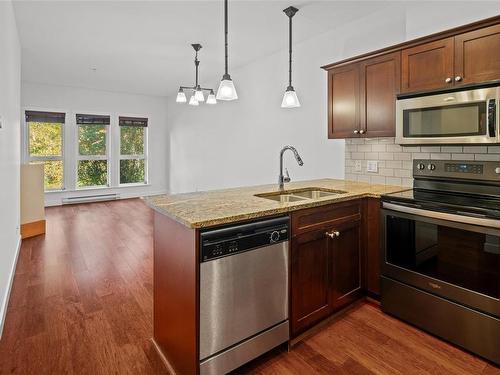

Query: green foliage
[
  {"left": 77, "top": 160, "right": 108, "bottom": 187},
  {"left": 120, "top": 126, "right": 144, "bottom": 155},
  {"left": 31, "top": 160, "right": 63, "bottom": 190},
  {"left": 29, "top": 122, "right": 62, "bottom": 157},
  {"left": 79, "top": 125, "right": 106, "bottom": 155},
  {"left": 120, "top": 159, "right": 145, "bottom": 184},
  {"left": 29, "top": 121, "right": 63, "bottom": 190}
]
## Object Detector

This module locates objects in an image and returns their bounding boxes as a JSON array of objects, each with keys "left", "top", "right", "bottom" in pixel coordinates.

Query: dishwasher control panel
[{"left": 200, "top": 216, "right": 289, "bottom": 262}]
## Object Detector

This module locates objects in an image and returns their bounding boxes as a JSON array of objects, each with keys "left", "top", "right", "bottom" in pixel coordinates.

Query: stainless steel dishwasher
[{"left": 199, "top": 216, "right": 289, "bottom": 375}]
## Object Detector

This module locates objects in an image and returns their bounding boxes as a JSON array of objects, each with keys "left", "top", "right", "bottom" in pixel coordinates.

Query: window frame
[
  {"left": 24, "top": 108, "right": 67, "bottom": 192},
  {"left": 118, "top": 116, "right": 148, "bottom": 186},
  {"left": 75, "top": 113, "right": 111, "bottom": 189}
]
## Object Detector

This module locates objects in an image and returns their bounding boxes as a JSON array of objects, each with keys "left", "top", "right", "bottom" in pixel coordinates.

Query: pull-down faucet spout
[{"left": 278, "top": 145, "right": 304, "bottom": 190}]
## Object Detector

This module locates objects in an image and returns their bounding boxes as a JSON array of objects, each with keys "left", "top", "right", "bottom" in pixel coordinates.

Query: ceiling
[{"left": 13, "top": 1, "right": 394, "bottom": 97}]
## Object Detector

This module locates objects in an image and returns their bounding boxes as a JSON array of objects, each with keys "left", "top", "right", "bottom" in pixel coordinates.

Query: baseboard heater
[{"left": 62, "top": 193, "right": 120, "bottom": 205}]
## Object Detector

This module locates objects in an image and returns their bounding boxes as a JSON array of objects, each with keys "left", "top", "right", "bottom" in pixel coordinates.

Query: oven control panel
[
  {"left": 444, "top": 163, "right": 483, "bottom": 174},
  {"left": 413, "top": 159, "right": 500, "bottom": 181}
]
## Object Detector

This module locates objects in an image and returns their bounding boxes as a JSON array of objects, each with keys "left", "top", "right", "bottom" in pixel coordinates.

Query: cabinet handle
[
  {"left": 325, "top": 231, "right": 340, "bottom": 239},
  {"left": 445, "top": 77, "right": 452, "bottom": 83},
  {"left": 455, "top": 76, "right": 462, "bottom": 82},
  {"left": 353, "top": 130, "right": 359, "bottom": 134},
  {"left": 359, "top": 130, "right": 366, "bottom": 134}
]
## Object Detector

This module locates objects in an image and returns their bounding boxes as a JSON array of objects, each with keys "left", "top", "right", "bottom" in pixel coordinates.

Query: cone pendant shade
[
  {"left": 216, "top": 76, "right": 238, "bottom": 101},
  {"left": 281, "top": 87, "right": 300, "bottom": 108}
]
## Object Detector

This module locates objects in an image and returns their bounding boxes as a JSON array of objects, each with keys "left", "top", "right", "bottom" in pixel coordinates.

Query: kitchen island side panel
[{"left": 153, "top": 211, "right": 199, "bottom": 375}]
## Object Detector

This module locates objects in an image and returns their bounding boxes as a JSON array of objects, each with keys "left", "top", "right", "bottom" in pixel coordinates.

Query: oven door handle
[{"left": 382, "top": 202, "right": 500, "bottom": 229}]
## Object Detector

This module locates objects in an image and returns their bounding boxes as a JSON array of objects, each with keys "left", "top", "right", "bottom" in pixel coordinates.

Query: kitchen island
[{"left": 146, "top": 179, "right": 406, "bottom": 375}]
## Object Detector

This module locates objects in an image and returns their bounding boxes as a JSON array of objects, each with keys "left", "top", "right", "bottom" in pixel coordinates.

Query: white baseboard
[
  {"left": 0, "top": 235, "right": 21, "bottom": 340},
  {"left": 45, "top": 189, "right": 168, "bottom": 207}
]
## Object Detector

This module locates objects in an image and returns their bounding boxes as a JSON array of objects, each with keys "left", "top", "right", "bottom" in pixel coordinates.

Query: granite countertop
[{"left": 144, "top": 179, "right": 408, "bottom": 229}]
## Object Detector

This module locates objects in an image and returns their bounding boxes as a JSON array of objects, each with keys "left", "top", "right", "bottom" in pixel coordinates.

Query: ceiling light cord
[
  {"left": 224, "top": 0, "right": 229, "bottom": 78},
  {"left": 288, "top": 13, "right": 292, "bottom": 89},
  {"left": 195, "top": 50, "right": 200, "bottom": 88}
]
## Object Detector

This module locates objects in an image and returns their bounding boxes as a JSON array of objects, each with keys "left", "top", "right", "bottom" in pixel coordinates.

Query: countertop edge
[{"left": 145, "top": 191, "right": 391, "bottom": 230}]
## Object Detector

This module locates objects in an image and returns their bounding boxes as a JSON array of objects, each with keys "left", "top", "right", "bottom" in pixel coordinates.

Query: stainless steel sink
[
  {"left": 292, "top": 190, "right": 344, "bottom": 199},
  {"left": 255, "top": 188, "right": 347, "bottom": 203},
  {"left": 260, "top": 194, "right": 308, "bottom": 203}
]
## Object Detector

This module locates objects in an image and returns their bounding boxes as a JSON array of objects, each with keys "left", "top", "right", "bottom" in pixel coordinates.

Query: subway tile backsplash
[{"left": 345, "top": 137, "right": 500, "bottom": 187}]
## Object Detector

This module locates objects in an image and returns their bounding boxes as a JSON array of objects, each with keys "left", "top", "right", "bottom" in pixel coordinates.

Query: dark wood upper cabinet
[
  {"left": 324, "top": 17, "right": 500, "bottom": 139},
  {"left": 330, "top": 219, "right": 362, "bottom": 310},
  {"left": 328, "top": 52, "right": 400, "bottom": 139},
  {"left": 290, "top": 228, "right": 332, "bottom": 336},
  {"left": 401, "top": 37, "right": 454, "bottom": 93},
  {"left": 454, "top": 24, "right": 500, "bottom": 85},
  {"left": 328, "top": 64, "right": 360, "bottom": 139},
  {"left": 360, "top": 52, "right": 401, "bottom": 137}
]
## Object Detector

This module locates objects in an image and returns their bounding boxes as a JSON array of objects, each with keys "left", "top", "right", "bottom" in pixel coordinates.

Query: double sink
[{"left": 255, "top": 187, "right": 347, "bottom": 204}]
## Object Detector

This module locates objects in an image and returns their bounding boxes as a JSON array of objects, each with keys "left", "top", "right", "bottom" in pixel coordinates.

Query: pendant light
[
  {"left": 216, "top": 0, "right": 238, "bottom": 101},
  {"left": 176, "top": 44, "right": 217, "bottom": 106},
  {"left": 281, "top": 6, "right": 300, "bottom": 108}
]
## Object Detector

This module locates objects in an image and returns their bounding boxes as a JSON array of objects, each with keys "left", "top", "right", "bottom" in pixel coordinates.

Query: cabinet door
[
  {"left": 363, "top": 198, "right": 381, "bottom": 296},
  {"left": 328, "top": 64, "right": 360, "bottom": 139},
  {"left": 360, "top": 52, "right": 401, "bottom": 137},
  {"left": 455, "top": 24, "right": 500, "bottom": 85},
  {"left": 330, "top": 219, "right": 362, "bottom": 310},
  {"left": 401, "top": 38, "right": 454, "bottom": 93},
  {"left": 290, "top": 229, "right": 332, "bottom": 336}
]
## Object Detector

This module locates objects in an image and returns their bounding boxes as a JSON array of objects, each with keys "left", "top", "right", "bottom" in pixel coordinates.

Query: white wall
[
  {"left": 166, "top": 5, "right": 408, "bottom": 194},
  {"left": 166, "top": 2, "right": 499, "bottom": 194},
  {"left": 21, "top": 82, "right": 169, "bottom": 205},
  {"left": 0, "top": 0, "right": 21, "bottom": 337}
]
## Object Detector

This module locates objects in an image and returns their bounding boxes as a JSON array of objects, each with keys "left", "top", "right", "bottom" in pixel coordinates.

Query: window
[
  {"left": 26, "top": 110, "right": 65, "bottom": 190},
  {"left": 76, "top": 114, "right": 110, "bottom": 188},
  {"left": 119, "top": 116, "right": 147, "bottom": 184}
]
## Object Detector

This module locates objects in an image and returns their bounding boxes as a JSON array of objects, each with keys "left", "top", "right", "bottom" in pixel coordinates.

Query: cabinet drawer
[{"left": 292, "top": 200, "right": 361, "bottom": 235}]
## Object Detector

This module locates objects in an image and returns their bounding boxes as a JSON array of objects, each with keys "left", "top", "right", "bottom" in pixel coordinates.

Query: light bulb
[
  {"left": 188, "top": 95, "right": 199, "bottom": 106},
  {"left": 206, "top": 92, "right": 217, "bottom": 104},
  {"left": 281, "top": 87, "right": 300, "bottom": 108},
  {"left": 216, "top": 77, "right": 238, "bottom": 101},
  {"left": 194, "top": 89, "right": 205, "bottom": 102},
  {"left": 176, "top": 89, "right": 187, "bottom": 103}
]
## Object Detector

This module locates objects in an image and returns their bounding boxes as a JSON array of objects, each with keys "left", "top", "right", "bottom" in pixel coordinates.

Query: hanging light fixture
[
  {"left": 216, "top": 0, "right": 238, "bottom": 101},
  {"left": 176, "top": 44, "right": 216, "bottom": 106},
  {"left": 206, "top": 90, "right": 217, "bottom": 104},
  {"left": 281, "top": 6, "right": 300, "bottom": 108}
]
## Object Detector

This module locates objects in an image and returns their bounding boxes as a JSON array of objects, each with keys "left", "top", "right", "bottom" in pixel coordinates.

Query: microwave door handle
[{"left": 487, "top": 98, "right": 496, "bottom": 138}]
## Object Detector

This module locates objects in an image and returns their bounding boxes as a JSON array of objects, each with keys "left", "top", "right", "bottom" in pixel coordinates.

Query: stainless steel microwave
[{"left": 396, "top": 84, "right": 499, "bottom": 145}]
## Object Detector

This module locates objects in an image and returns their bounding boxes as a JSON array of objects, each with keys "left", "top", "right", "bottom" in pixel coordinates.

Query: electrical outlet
[
  {"left": 367, "top": 160, "right": 378, "bottom": 173},
  {"left": 354, "top": 161, "right": 362, "bottom": 172}
]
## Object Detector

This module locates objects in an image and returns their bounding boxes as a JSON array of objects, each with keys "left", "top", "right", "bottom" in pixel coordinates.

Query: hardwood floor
[
  {"left": 0, "top": 199, "right": 498, "bottom": 375},
  {"left": 0, "top": 199, "right": 165, "bottom": 375}
]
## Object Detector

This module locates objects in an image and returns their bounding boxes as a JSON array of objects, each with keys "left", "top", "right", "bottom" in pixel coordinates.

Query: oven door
[
  {"left": 395, "top": 85, "right": 499, "bottom": 145},
  {"left": 381, "top": 202, "right": 500, "bottom": 317}
]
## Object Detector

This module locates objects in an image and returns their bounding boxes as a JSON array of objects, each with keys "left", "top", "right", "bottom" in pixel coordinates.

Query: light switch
[
  {"left": 354, "top": 161, "right": 362, "bottom": 172},
  {"left": 367, "top": 160, "right": 378, "bottom": 173},
  {"left": 0, "top": 115, "right": 3, "bottom": 129}
]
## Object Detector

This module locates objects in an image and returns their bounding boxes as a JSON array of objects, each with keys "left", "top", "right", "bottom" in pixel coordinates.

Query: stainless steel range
[{"left": 381, "top": 159, "right": 500, "bottom": 364}]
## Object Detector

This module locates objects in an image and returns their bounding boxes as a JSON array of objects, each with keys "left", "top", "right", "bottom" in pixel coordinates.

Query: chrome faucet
[{"left": 278, "top": 145, "right": 304, "bottom": 190}]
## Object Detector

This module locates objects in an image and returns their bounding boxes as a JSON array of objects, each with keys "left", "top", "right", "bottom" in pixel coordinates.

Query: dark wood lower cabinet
[
  {"left": 290, "top": 200, "right": 366, "bottom": 337},
  {"left": 330, "top": 219, "right": 362, "bottom": 310},
  {"left": 363, "top": 198, "right": 382, "bottom": 297},
  {"left": 290, "top": 228, "right": 332, "bottom": 335}
]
